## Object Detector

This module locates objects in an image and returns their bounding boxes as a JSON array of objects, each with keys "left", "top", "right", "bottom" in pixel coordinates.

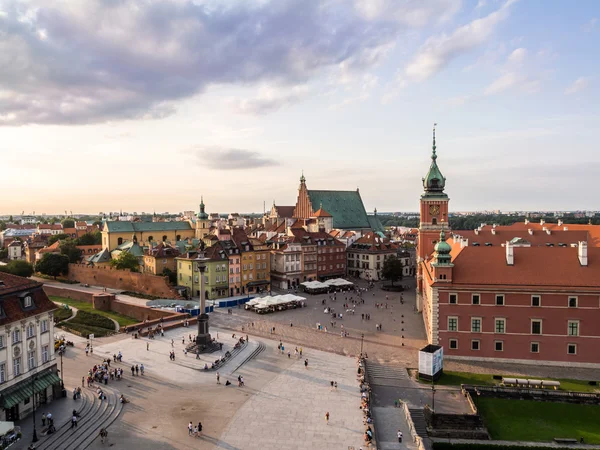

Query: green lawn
[
  {"left": 422, "top": 370, "right": 600, "bottom": 393},
  {"left": 478, "top": 397, "right": 600, "bottom": 443},
  {"left": 50, "top": 296, "right": 138, "bottom": 327}
]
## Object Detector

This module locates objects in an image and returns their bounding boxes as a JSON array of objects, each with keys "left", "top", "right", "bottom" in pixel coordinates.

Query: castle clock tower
[{"left": 417, "top": 125, "right": 449, "bottom": 298}]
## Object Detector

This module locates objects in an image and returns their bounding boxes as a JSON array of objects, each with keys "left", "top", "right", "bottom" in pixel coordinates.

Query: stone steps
[
  {"left": 408, "top": 408, "right": 428, "bottom": 437},
  {"left": 365, "top": 361, "right": 408, "bottom": 387},
  {"left": 231, "top": 341, "right": 266, "bottom": 374}
]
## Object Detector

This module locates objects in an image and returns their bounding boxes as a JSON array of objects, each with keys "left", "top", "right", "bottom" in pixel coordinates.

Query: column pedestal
[{"left": 196, "top": 313, "right": 212, "bottom": 347}]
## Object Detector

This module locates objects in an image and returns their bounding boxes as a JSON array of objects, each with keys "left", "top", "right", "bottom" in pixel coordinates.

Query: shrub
[
  {"left": 53, "top": 308, "right": 73, "bottom": 322},
  {"left": 69, "top": 310, "right": 115, "bottom": 330},
  {"left": 58, "top": 323, "right": 114, "bottom": 338}
]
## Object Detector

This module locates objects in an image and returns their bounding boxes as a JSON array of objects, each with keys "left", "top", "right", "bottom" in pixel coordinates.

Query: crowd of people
[{"left": 357, "top": 356, "right": 374, "bottom": 447}]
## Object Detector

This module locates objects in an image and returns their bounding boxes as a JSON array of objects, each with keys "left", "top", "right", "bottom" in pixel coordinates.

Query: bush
[
  {"left": 53, "top": 308, "right": 73, "bottom": 322},
  {"left": 69, "top": 310, "right": 115, "bottom": 330},
  {"left": 58, "top": 322, "right": 114, "bottom": 338},
  {"left": 121, "top": 291, "right": 162, "bottom": 300}
]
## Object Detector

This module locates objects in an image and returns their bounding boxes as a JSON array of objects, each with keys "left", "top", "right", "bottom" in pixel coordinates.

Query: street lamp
[
  {"left": 431, "top": 382, "right": 436, "bottom": 413},
  {"left": 31, "top": 374, "right": 38, "bottom": 442},
  {"left": 59, "top": 349, "right": 64, "bottom": 389}
]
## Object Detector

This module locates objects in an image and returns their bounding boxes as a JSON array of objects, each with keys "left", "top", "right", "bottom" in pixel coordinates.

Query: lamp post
[
  {"left": 431, "top": 382, "right": 436, "bottom": 413},
  {"left": 59, "top": 349, "right": 64, "bottom": 389},
  {"left": 31, "top": 374, "right": 38, "bottom": 442}
]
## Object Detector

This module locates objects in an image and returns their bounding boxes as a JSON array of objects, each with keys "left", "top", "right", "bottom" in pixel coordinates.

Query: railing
[{"left": 402, "top": 402, "right": 426, "bottom": 450}]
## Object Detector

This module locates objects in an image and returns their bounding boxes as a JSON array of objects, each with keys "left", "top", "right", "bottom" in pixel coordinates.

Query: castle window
[
  {"left": 568, "top": 297, "right": 577, "bottom": 308},
  {"left": 432, "top": 218, "right": 437, "bottom": 225},
  {"left": 449, "top": 293, "right": 457, "bottom": 304},
  {"left": 449, "top": 339, "right": 458, "bottom": 349},
  {"left": 117, "top": 237, "right": 123, "bottom": 245}
]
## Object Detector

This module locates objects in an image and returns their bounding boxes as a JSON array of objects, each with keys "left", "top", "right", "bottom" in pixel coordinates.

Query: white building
[
  {"left": 0, "top": 273, "right": 61, "bottom": 421},
  {"left": 7, "top": 241, "right": 23, "bottom": 260}
]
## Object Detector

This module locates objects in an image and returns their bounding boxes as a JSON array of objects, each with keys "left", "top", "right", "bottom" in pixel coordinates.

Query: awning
[
  {"left": 247, "top": 280, "right": 270, "bottom": 287},
  {"left": 0, "top": 371, "right": 61, "bottom": 409}
]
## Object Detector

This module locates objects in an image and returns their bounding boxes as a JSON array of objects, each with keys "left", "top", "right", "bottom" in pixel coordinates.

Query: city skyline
[{"left": 1, "top": 0, "right": 598, "bottom": 213}]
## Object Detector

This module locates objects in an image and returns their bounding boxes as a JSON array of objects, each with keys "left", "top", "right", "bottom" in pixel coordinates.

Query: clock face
[{"left": 429, "top": 204, "right": 440, "bottom": 216}]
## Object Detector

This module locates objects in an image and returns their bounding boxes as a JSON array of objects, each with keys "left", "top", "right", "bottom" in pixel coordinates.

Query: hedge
[
  {"left": 58, "top": 323, "right": 114, "bottom": 338},
  {"left": 433, "top": 444, "right": 579, "bottom": 450},
  {"left": 53, "top": 308, "right": 74, "bottom": 322},
  {"left": 69, "top": 310, "right": 115, "bottom": 330}
]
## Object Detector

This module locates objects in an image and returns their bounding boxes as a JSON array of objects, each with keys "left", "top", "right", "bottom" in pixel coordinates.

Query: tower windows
[{"left": 432, "top": 218, "right": 437, "bottom": 225}]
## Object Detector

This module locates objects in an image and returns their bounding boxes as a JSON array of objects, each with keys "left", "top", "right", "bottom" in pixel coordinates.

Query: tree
[
  {"left": 60, "top": 239, "right": 83, "bottom": 263},
  {"left": 163, "top": 268, "right": 177, "bottom": 285},
  {"left": 3, "top": 260, "right": 34, "bottom": 278},
  {"left": 61, "top": 218, "right": 75, "bottom": 228},
  {"left": 0, "top": 248, "right": 8, "bottom": 260},
  {"left": 49, "top": 217, "right": 59, "bottom": 224},
  {"left": 48, "top": 233, "right": 70, "bottom": 245},
  {"left": 382, "top": 255, "right": 403, "bottom": 286},
  {"left": 110, "top": 252, "right": 139, "bottom": 272},
  {"left": 76, "top": 231, "right": 102, "bottom": 245},
  {"left": 92, "top": 220, "right": 103, "bottom": 227},
  {"left": 8, "top": 215, "right": 13, "bottom": 223},
  {"left": 0, "top": 221, "right": 6, "bottom": 231},
  {"left": 36, "top": 253, "right": 70, "bottom": 279}
]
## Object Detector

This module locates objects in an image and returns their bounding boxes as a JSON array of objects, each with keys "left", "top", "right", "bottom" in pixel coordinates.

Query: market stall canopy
[{"left": 0, "top": 422, "right": 14, "bottom": 437}]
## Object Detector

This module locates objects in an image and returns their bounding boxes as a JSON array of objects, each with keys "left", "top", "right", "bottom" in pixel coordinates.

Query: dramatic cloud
[
  {"left": 565, "top": 77, "right": 590, "bottom": 95},
  {"left": 196, "top": 147, "right": 278, "bottom": 170},
  {"left": 404, "top": 0, "right": 516, "bottom": 81},
  {"left": 0, "top": 0, "right": 460, "bottom": 126}
]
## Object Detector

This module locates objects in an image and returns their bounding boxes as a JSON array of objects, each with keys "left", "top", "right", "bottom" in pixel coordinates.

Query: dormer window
[{"left": 24, "top": 296, "right": 32, "bottom": 308}]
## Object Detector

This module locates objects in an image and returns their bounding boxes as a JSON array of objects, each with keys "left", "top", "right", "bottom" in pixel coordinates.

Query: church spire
[
  {"left": 300, "top": 170, "right": 305, "bottom": 184},
  {"left": 422, "top": 123, "right": 447, "bottom": 197}
]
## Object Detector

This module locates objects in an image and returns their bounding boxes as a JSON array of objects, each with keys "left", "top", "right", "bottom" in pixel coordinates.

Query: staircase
[
  {"left": 365, "top": 361, "right": 409, "bottom": 387},
  {"left": 36, "top": 387, "right": 124, "bottom": 450},
  {"left": 408, "top": 408, "right": 428, "bottom": 438}
]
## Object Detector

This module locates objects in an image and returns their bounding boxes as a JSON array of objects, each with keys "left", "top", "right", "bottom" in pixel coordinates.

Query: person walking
[
  {"left": 197, "top": 422, "right": 203, "bottom": 437},
  {"left": 397, "top": 430, "right": 403, "bottom": 443},
  {"left": 131, "top": 365, "right": 135, "bottom": 376},
  {"left": 100, "top": 428, "right": 108, "bottom": 444},
  {"left": 140, "top": 364, "right": 145, "bottom": 375},
  {"left": 71, "top": 415, "right": 78, "bottom": 429},
  {"left": 147, "top": 342, "right": 149, "bottom": 351},
  {"left": 216, "top": 372, "right": 221, "bottom": 384},
  {"left": 41, "top": 413, "right": 46, "bottom": 426},
  {"left": 325, "top": 411, "right": 330, "bottom": 425},
  {"left": 188, "top": 421, "right": 193, "bottom": 436},
  {"left": 81, "top": 377, "right": 85, "bottom": 388},
  {"left": 304, "top": 359, "right": 308, "bottom": 369},
  {"left": 135, "top": 364, "right": 139, "bottom": 375}
]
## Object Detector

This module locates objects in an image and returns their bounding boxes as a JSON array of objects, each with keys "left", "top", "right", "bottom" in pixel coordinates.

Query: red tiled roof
[
  {"left": 451, "top": 229, "right": 589, "bottom": 247},
  {"left": 38, "top": 241, "right": 61, "bottom": 254},
  {"left": 63, "top": 227, "right": 77, "bottom": 235},
  {"left": 313, "top": 207, "right": 332, "bottom": 218},
  {"left": 351, "top": 231, "right": 398, "bottom": 251},
  {"left": 0, "top": 272, "right": 57, "bottom": 326},
  {"left": 444, "top": 245, "right": 600, "bottom": 289},
  {"left": 473, "top": 222, "right": 600, "bottom": 247},
  {"left": 38, "top": 224, "right": 52, "bottom": 229}
]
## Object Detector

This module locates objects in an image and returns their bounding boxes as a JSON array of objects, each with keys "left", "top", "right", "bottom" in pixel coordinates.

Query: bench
[{"left": 553, "top": 438, "right": 578, "bottom": 444}]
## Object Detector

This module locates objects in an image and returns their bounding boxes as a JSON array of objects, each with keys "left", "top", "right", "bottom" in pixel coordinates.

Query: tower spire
[
  {"left": 300, "top": 170, "right": 305, "bottom": 183},
  {"left": 432, "top": 122, "right": 437, "bottom": 160}
]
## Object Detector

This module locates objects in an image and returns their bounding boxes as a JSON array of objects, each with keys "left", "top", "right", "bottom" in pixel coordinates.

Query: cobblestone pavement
[{"left": 219, "top": 345, "right": 366, "bottom": 450}]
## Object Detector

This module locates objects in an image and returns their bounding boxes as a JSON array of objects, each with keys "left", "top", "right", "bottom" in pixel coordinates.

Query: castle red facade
[{"left": 416, "top": 128, "right": 600, "bottom": 368}]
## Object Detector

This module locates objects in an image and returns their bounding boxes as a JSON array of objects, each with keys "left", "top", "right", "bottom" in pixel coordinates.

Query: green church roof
[
  {"left": 105, "top": 221, "right": 192, "bottom": 233},
  {"left": 307, "top": 190, "right": 371, "bottom": 230},
  {"left": 422, "top": 125, "right": 447, "bottom": 199},
  {"left": 367, "top": 215, "right": 385, "bottom": 233}
]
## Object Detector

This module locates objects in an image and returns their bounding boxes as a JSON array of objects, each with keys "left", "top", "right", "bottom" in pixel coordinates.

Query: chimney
[
  {"left": 578, "top": 241, "right": 588, "bottom": 266},
  {"left": 558, "top": 219, "right": 563, "bottom": 226},
  {"left": 506, "top": 241, "right": 514, "bottom": 265},
  {"left": 563, "top": 226, "right": 569, "bottom": 231},
  {"left": 524, "top": 219, "right": 529, "bottom": 225},
  {"left": 546, "top": 229, "right": 551, "bottom": 235},
  {"left": 528, "top": 229, "right": 534, "bottom": 235},
  {"left": 540, "top": 219, "right": 545, "bottom": 225},
  {"left": 460, "top": 238, "right": 469, "bottom": 248},
  {"left": 474, "top": 229, "right": 479, "bottom": 235},
  {"left": 491, "top": 229, "right": 496, "bottom": 235}
]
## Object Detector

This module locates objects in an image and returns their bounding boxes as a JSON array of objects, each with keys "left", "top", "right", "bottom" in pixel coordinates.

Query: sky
[{"left": 0, "top": 0, "right": 599, "bottom": 215}]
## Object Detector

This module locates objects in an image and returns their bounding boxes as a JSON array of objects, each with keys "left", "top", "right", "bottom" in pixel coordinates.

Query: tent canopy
[{"left": 0, "top": 421, "right": 14, "bottom": 436}]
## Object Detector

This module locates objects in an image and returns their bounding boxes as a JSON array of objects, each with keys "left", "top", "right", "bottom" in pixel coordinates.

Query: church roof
[
  {"left": 307, "top": 190, "right": 370, "bottom": 230},
  {"left": 313, "top": 205, "right": 332, "bottom": 218},
  {"left": 104, "top": 221, "right": 192, "bottom": 233},
  {"left": 367, "top": 215, "right": 385, "bottom": 233},
  {"left": 274, "top": 205, "right": 295, "bottom": 218},
  {"left": 422, "top": 126, "right": 447, "bottom": 199}
]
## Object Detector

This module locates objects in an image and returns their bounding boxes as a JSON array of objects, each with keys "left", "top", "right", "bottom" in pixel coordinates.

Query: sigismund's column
[{"left": 195, "top": 250, "right": 212, "bottom": 346}]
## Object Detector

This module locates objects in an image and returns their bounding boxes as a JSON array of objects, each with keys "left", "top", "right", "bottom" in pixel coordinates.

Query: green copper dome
[
  {"left": 197, "top": 196, "right": 209, "bottom": 220},
  {"left": 423, "top": 125, "right": 446, "bottom": 195},
  {"left": 433, "top": 226, "right": 452, "bottom": 265}
]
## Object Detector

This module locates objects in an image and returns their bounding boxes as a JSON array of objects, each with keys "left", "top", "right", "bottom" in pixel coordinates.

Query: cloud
[
  {"left": 0, "top": 0, "right": 461, "bottom": 126},
  {"left": 484, "top": 72, "right": 539, "bottom": 95},
  {"left": 565, "top": 77, "right": 590, "bottom": 95},
  {"left": 583, "top": 18, "right": 597, "bottom": 32},
  {"left": 507, "top": 47, "right": 527, "bottom": 64},
  {"left": 404, "top": 0, "right": 516, "bottom": 81},
  {"left": 233, "top": 85, "right": 309, "bottom": 115},
  {"left": 329, "top": 74, "right": 378, "bottom": 110},
  {"left": 195, "top": 147, "right": 279, "bottom": 170}
]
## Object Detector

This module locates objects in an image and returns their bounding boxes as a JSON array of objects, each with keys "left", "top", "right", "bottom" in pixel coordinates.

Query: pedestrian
[
  {"left": 325, "top": 411, "right": 329, "bottom": 425},
  {"left": 197, "top": 422, "right": 203, "bottom": 437},
  {"left": 140, "top": 364, "right": 145, "bottom": 375},
  {"left": 171, "top": 339, "right": 174, "bottom": 347},
  {"left": 81, "top": 377, "right": 85, "bottom": 387},
  {"left": 330, "top": 380, "right": 334, "bottom": 390},
  {"left": 398, "top": 430, "right": 403, "bottom": 443},
  {"left": 100, "top": 428, "right": 108, "bottom": 443},
  {"left": 288, "top": 351, "right": 291, "bottom": 358},
  {"left": 188, "top": 421, "right": 193, "bottom": 436},
  {"left": 131, "top": 365, "right": 135, "bottom": 376},
  {"left": 217, "top": 372, "right": 221, "bottom": 384},
  {"left": 300, "top": 347, "right": 303, "bottom": 356},
  {"left": 135, "top": 364, "right": 139, "bottom": 375},
  {"left": 147, "top": 342, "right": 149, "bottom": 351},
  {"left": 71, "top": 415, "right": 78, "bottom": 429},
  {"left": 334, "top": 381, "right": 338, "bottom": 390},
  {"left": 304, "top": 359, "right": 308, "bottom": 369},
  {"left": 41, "top": 413, "right": 46, "bottom": 426}
]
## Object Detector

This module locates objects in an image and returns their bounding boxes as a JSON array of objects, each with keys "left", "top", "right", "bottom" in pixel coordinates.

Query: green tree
[
  {"left": 0, "top": 248, "right": 8, "bottom": 260},
  {"left": 48, "top": 233, "right": 70, "bottom": 245},
  {"left": 76, "top": 231, "right": 102, "bottom": 245},
  {"left": 92, "top": 220, "right": 103, "bottom": 227},
  {"left": 3, "top": 260, "right": 34, "bottom": 277},
  {"left": 8, "top": 215, "right": 13, "bottom": 223},
  {"left": 36, "top": 253, "right": 70, "bottom": 279},
  {"left": 49, "top": 217, "right": 59, "bottom": 224},
  {"left": 382, "top": 255, "right": 404, "bottom": 286},
  {"left": 0, "top": 221, "right": 6, "bottom": 231},
  {"left": 163, "top": 268, "right": 177, "bottom": 285},
  {"left": 61, "top": 218, "right": 75, "bottom": 228},
  {"left": 110, "top": 252, "right": 139, "bottom": 272},
  {"left": 60, "top": 239, "right": 83, "bottom": 263}
]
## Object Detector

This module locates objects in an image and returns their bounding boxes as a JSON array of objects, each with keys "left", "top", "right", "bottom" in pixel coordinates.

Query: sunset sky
[{"left": 1, "top": 0, "right": 598, "bottom": 215}]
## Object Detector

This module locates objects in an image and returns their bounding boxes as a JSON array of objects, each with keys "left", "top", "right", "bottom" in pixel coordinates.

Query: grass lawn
[
  {"left": 478, "top": 397, "right": 600, "bottom": 443},
  {"left": 50, "top": 296, "right": 138, "bottom": 327},
  {"left": 421, "top": 370, "right": 600, "bottom": 393}
]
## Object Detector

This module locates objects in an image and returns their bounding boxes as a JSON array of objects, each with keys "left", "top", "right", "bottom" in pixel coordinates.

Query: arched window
[
  {"left": 117, "top": 237, "right": 123, "bottom": 245},
  {"left": 162, "top": 235, "right": 167, "bottom": 242}
]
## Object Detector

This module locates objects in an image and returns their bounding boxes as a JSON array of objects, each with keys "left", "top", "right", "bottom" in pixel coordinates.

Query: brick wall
[
  {"left": 67, "top": 264, "right": 179, "bottom": 298},
  {"left": 110, "top": 300, "right": 178, "bottom": 322},
  {"left": 43, "top": 285, "right": 95, "bottom": 303}
]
